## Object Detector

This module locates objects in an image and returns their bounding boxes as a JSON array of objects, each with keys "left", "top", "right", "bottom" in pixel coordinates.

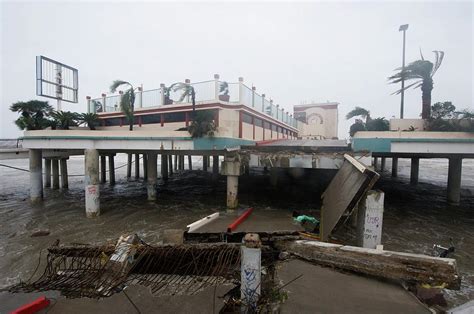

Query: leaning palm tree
[
  {"left": 110, "top": 80, "right": 135, "bottom": 131},
  {"left": 346, "top": 106, "right": 371, "bottom": 123},
  {"left": 169, "top": 82, "right": 196, "bottom": 118},
  {"left": 389, "top": 50, "right": 444, "bottom": 119}
]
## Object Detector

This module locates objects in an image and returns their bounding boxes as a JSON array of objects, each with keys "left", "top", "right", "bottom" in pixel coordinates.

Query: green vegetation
[
  {"left": 389, "top": 51, "right": 444, "bottom": 119},
  {"left": 50, "top": 111, "right": 80, "bottom": 130},
  {"left": 79, "top": 113, "right": 100, "bottom": 130},
  {"left": 10, "top": 100, "right": 53, "bottom": 130},
  {"left": 110, "top": 80, "right": 135, "bottom": 131},
  {"left": 427, "top": 102, "right": 473, "bottom": 132},
  {"left": 346, "top": 107, "right": 389, "bottom": 137},
  {"left": 169, "top": 82, "right": 196, "bottom": 115},
  {"left": 187, "top": 110, "right": 217, "bottom": 138}
]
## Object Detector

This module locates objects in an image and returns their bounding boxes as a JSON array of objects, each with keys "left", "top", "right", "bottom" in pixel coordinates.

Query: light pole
[{"left": 399, "top": 24, "right": 409, "bottom": 119}]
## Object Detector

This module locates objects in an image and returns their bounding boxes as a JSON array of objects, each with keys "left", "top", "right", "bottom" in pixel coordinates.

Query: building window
[
  {"left": 254, "top": 118, "right": 263, "bottom": 127},
  {"left": 164, "top": 112, "right": 186, "bottom": 123},
  {"left": 141, "top": 114, "right": 161, "bottom": 124},
  {"left": 104, "top": 117, "right": 122, "bottom": 126},
  {"left": 242, "top": 112, "right": 253, "bottom": 124}
]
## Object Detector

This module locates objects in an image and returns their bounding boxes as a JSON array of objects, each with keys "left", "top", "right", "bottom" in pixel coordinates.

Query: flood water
[{"left": 0, "top": 151, "right": 473, "bottom": 308}]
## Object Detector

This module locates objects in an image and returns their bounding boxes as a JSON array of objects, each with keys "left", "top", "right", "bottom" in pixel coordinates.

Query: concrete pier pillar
[
  {"left": 168, "top": 155, "right": 173, "bottom": 175},
  {"left": 44, "top": 158, "right": 51, "bottom": 188},
  {"left": 221, "top": 158, "right": 241, "bottom": 209},
  {"left": 174, "top": 155, "right": 178, "bottom": 171},
  {"left": 212, "top": 155, "right": 219, "bottom": 178},
  {"left": 100, "top": 155, "right": 107, "bottom": 184},
  {"left": 135, "top": 154, "right": 140, "bottom": 179},
  {"left": 410, "top": 158, "right": 420, "bottom": 185},
  {"left": 85, "top": 149, "right": 100, "bottom": 217},
  {"left": 161, "top": 154, "right": 169, "bottom": 181},
  {"left": 52, "top": 159, "right": 60, "bottom": 190},
  {"left": 203, "top": 156, "right": 208, "bottom": 172},
  {"left": 381, "top": 157, "right": 386, "bottom": 172},
  {"left": 147, "top": 153, "right": 158, "bottom": 201},
  {"left": 188, "top": 155, "right": 192, "bottom": 170},
  {"left": 391, "top": 157, "right": 398, "bottom": 178},
  {"left": 447, "top": 157, "right": 462, "bottom": 205},
  {"left": 181, "top": 155, "right": 185, "bottom": 170},
  {"left": 373, "top": 157, "right": 378, "bottom": 170},
  {"left": 127, "top": 153, "right": 132, "bottom": 178},
  {"left": 60, "top": 158, "right": 68, "bottom": 189},
  {"left": 143, "top": 154, "right": 148, "bottom": 180},
  {"left": 108, "top": 155, "right": 116, "bottom": 185},
  {"left": 357, "top": 190, "right": 384, "bottom": 249},
  {"left": 29, "top": 149, "right": 43, "bottom": 203}
]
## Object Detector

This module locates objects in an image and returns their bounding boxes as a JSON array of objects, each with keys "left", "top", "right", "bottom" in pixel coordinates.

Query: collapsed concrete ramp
[{"left": 320, "top": 154, "right": 379, "bottom": 241}]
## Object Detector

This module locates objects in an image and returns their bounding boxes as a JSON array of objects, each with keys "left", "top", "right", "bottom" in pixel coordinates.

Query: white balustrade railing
[{"left": 88, "top": 76, "right": 298, "bottom": 129}]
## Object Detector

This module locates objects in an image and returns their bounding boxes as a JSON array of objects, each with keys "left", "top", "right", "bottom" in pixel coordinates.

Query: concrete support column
[
  {"left": 29, "top": 149, "right": 43, "bottom": 203},
  {"left": 60, "top": 158, "right": 68, "bottom": 189},
  {"left": 174, "top": 155, "right": 178, "bottom": 171},
  {"left": 143, "top": 154, "right": 148, "bottom": 180},
  {"left": 108, "top": 155, "right": 116, "bottom": 185},
  {"left": 381, "top": 157, "right": 386, "bottom": 172},
  {"left": 447, "top": 157, "right": 462, "bottom": 205},
  {"left": 85, "top": 149, "right": 100, "bottom": 217},
  {"left": 221, "top": 158, "right": 241, "bottom": 209},
  {"left": 357, "top": 190, "right": 384, "bottom": 249},
  {"left": 168, "top": 155, "right": 173, "bottom": 175},
  {"left": 135, "top": 153, "right": 140, "bottom": 179},
  {"left": 410, "top": 158, "right": 420, "bottom": 185},
  {"left": 391, "top": 157, "right": 398, "bottom": 178},
  {"left": 212, "top": 156, "right": 219, "bottom": 175},
  {"left": 203, "top": 156, "right": 208, "bottom": 172},
  {"left": 127, "top": 153, "right": 132, "bottom": 178},
  {"left": 147, "top": 153, "right": 158, "bottom": 201},
  {"left": 100, "top": 155, "right": 107, "bottom": 184},
  {"left": 188, "top": 155, "right": 192, "bottom": 170},
  {"left": 373, "top": 157, "right": 378, "bottom": 170},
  {"left": 52, "top": 159, "right": 60, "bottom": 190},
  {"left": 161, "top": 154, "right": 169, "bottom": 181},
  {"left": 181, "top": 155, "right": 185, "bottom": 170},
  {"left": 44, "top": 158, "right": 51, "bottom": 188}
]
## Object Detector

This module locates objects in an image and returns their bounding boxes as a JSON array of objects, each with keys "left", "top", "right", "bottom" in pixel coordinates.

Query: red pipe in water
[
  {"left": 227, "top": 207, "right": 254, "bottom": 233},
  {"left": 11, "top": 296, "right": 50, "bottom": 314}
]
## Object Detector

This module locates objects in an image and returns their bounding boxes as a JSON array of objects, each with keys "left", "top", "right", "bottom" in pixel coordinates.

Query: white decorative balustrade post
[
  {"left": 261, "top": 94, "right": 265, "bottom": 112},
  {"left": 86, "top": 96, "right": 91, "bottom": 114},
  {"left": 137, "top": 86, "right": 143, "bottom": 109},
  {"left": 214, "top": 74, "right": 220, "bottom": 102},
  {"left": 102, "top": 93, "right": 107, "bottom": 113},
  {"left": 160, "top": 83, "right": 166, "bottom": 106},
  {"left": 276, "top": 104, "right": 279, "bottom": 120},
  {"left": 251, "top": 86, "right": 256, "bottom": 108},
  {"left": 238, "top": 77, "right": 244, "bottom": 104}
]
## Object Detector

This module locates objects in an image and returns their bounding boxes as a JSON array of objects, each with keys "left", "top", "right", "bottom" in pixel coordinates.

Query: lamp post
[{"left": 399, "top": 24, "right": 409, "bottom": 119}]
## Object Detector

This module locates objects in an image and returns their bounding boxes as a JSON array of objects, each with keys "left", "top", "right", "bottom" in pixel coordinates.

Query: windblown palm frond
[
  {"left": 110, "top": 80, "right": 135, "bottom": 131},
  {"left": 346, "top": 107, "right": 371, "bottom": 122}
]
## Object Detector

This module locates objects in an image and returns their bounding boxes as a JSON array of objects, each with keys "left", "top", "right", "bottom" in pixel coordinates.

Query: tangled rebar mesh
[{"left": 10, "top": 242, "right": 242, "bottom": 299}]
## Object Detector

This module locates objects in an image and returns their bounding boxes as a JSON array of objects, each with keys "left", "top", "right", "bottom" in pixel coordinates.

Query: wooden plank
[{"left": 275, "top": 240, "right": 461, "bottom": 290}]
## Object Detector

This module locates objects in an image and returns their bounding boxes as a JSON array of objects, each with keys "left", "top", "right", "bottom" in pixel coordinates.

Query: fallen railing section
[{"left": 274, "top": 239, "right": 461, "bottom": 290}]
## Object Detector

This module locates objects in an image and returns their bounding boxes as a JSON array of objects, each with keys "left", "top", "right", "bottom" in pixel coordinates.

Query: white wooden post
[
  {"left": 238, "top": 77, "right": 244, "bottom": 104},
  {"left": 357, "top": 190, "right": 384, "bottom": 249},
  {"left": 241, "top": 233, "right": 261, "bottom": 312},
  {"left": 214, "top": 74, "right": 220, "bottom": 101}
]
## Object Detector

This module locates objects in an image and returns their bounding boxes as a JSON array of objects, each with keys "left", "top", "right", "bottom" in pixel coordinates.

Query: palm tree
[
  {"left": 188, "top": 110, "right": 217, "bottom": 138},
  {"left": 389, "top": 51, "right": 444, "bottom": 119},
  {"left": 346, "top": 106, "right": 371, "bottom": 123},
  {"left": 169, "top": 82, "right": 196, "bottom": 118},
  {"left": 110, "top": 80, "right": 135, "bottom": 131},
  {"left": 50, "top": 111, "right": 80, "bottom": 130},
  {"left": 10, "top": 100, "right": 53, "bottom": 130},
  {"left": 79, "top": 113, "right": 100, "bottom": 130}
]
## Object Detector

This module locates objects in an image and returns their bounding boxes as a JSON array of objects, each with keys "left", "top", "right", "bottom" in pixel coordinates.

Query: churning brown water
[{"left": 0, "top": 152, "right": 473, "bottom": 308}]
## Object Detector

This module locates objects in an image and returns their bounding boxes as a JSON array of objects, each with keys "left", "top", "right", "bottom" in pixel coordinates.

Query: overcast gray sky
[{"left": 1, "top": 1, "right": 473, "bottom": 139}]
